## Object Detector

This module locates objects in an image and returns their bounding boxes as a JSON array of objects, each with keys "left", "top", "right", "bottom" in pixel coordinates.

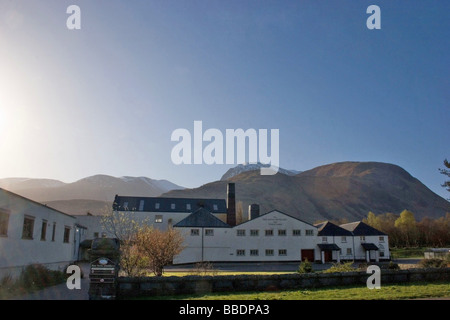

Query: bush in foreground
[
  {"left": 323, "top": 262, "right": 356, "bottom": 273},
  {"left": 418, "top": 258, "right": 448, "bottom": 269},
  {"left": 297, "top": 259, "right": 314, "bottom": 274}
]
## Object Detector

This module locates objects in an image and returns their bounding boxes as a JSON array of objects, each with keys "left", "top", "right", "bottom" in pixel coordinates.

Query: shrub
[
  {"left": 297, "top": 259, "right": 314, "bottom": 274},
  {"left": 19, "top": 264, "right": 66, "bottom": 290},
  {"left": 323, "top": 262, "right": 356, "bottom": 273},
  {"left": 192, "top": 261, "right": 218, "bottom": 276},
  {"left": 387, "top": 261, "right": 400, "bottom": 270},
  {"left": 418, "top": 258, "right": 448, "bottom": 269}
]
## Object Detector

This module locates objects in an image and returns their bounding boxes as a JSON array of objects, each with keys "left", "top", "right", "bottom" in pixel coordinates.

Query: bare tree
[
  {"left": 100, "top": 207, "right": 149, "bottom": 276},
  {"left": 135, "top": 226, "right": 185, "bottom": 276}
]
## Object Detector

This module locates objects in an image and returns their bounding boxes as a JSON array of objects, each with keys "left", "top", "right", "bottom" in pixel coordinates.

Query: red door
[
  {"left": 324, "top": 250, "right": 332, "bottom": 262},
  {"left": 301, "top": 249, "right": 314, "bottom": 262}
]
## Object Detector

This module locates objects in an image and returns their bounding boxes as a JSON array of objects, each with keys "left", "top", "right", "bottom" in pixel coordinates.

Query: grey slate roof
[
  {"left": 113, "top": 195, "right": 227, "bottom": 213},
  {"left": 174, "top": 208, "right": 231, "bottom": 228},
  {"left": 361, "top": 243, "right": 379, "bottom": 251},
  {"left": 340, "top": 221, "right": 387, "bottom": 236},
  {"left": 315, "top": 221, "right": 353, "bottom": 237},
  {"left": 317, "top": 243, "right": 341, "bottom": 251}
]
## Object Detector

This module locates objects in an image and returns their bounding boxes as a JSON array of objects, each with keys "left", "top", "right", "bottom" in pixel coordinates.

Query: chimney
[
  {"left": 248, "top": 204, "right": 260, "bottom": 220},
  {"left": 226, "top": 183, "right": 236, "bottom": 226}
]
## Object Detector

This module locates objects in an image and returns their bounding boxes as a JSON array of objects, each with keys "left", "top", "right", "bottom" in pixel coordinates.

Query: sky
[{"left": 0, "top": 0, "right": 448, "bottom": 199}]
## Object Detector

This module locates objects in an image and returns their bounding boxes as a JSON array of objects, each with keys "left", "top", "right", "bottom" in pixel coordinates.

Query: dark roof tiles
[{"left": 174, "top": 208, "right": 231, "bottom": 228}]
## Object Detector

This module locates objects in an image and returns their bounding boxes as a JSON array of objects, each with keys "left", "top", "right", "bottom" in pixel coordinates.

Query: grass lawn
[
  {"left": 142, "top": 281, "right": 450, "bottom": 300},
  {"left": 390, "top": 247, "right": 427, "bottom": 259}
]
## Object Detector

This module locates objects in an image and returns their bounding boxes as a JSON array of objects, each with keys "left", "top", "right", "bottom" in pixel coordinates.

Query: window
[
  {"left": 191, "top": 229, "right": 199, "bottom": 236},
  {"left": 0, "top": 210, "right": 10, "bottom": 236},
  {"left": 236, "top": 250, "right": 245, "bottom": 256},
  {"left": 346, "top": 248, "right": 352, "bottom": 255},
  {"left": 341, "top": 236, "right": 347, "bottom": 243},
  {"left": 52, "top": 223, "right": 56, "bottom": 241},
  {"left": 322, "top": 237, "right": 328, "bottom": 243},
  {"left": 22, "top": 216, "right": 35, "bottom": 240},
  {"left": 305, "top": 229, "right": 314, "bottom": 236},
  {"left": 250, "top": 250, "right": 259, "bottom": 256},
  {"left": 360, "top": 236, "right": 366, "bottom": 242},
  {"left": 93, "top": 232, "right": 99, "bottom": 239},
  {"left": 205, "top": 229, "right": 214, "bottom": 236},
  {"left": 278, "top": 229, "right": 286, "bottom": 236},
  {"left": 250, "top": 230, "right": 259, "bottom": 236},
  {"left": 171, "top": 203, "right": 176, "bottom": 210},
  {"left": 265, "top": 249, "right": 274, "bottom": 256},
  {"left": 213, "top": 204, "right": 218, "bottom": 211},
  {"left": 40, "top": 220, "right": 47, "bottom": 241},
  {"left": 155, "top": 215, "right": 163, "bottom": 223},
  {"left": 278, "top": 249, "right": 287, "bottom": 256},
  {"left": 155, "top": 202, "right": 160, "bottom": 209},
  {"left": 139, "top": 200, "right": 145, "bottom": 211},
  {"left": 168, "top": 219, "right": 173, "bottom": 227},
  {"left": 265, "top": 229, "right": 273, "bottom": 236},
  {"left": 186, "top": 203, "right": 191, "bottom": 211},
  {"left": 379, "top": 244, "right": 385, "bottom": 257},
  {"left": 237, "top": 229, "right": 246, "bottom": 236},
  {"left": 379, "top": 236, "right": 384, "bottom": 242},
  {"left": 63, "top": 226, "right": 71, "bottom": 243},
  {"left": 123, "top": 202, "right": 129, "bottom": 210},
  {"left": 292, "top": 229, "right": 301, "bottom": 236}
]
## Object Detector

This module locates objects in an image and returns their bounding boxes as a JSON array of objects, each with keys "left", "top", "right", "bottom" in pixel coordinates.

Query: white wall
[
  {"left": 0, "top": 190, "right": 76, "bottom": 278},
  {"left": 174, "top": 210, "right": 320, "bottom": 264}
]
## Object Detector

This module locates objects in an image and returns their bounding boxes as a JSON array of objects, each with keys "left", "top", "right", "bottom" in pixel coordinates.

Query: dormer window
[
  {"left": 171, "top": 203, "right": 176, "bottom": 210},
  {"left": 186, "top": 203, "right": 191, "bottom": 210},
  {"left": 155, "top": 203, "right": 160, "bottom": 210},
  {"left": 213, "top": 204, "right": 218, "bottom": 211},
  {"left": 123, "top": 202, "right": 129, "bottom": 210},
  {"left": 139, "top": 200, "right": 145, "bottom": 211}
]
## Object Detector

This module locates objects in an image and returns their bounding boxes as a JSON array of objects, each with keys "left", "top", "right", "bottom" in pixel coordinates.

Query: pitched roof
[
  {"left": 113, "top": 196, "right": 227, "bottom": 213},
  {"left": 174, "top": 208, "right": 231, "bottom": 228},
  {"left": 340, "top": 221, "right": 387, "bottom": 236},
  {"left": 0, "top": 188, "right": 75, "bottom": 219},
  {"left": 315, "top": 221, "right": 353, "bottom": 236},
  {"left": 235, "top": 209, "right": 317, "bottom": 228}
]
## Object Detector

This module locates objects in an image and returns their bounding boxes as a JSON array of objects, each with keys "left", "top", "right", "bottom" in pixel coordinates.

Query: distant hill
[
  {"left": 221, "top": 163, "right": 301, "bottom": 181},
  {"left": 163, "top": 161, "right": 450, "bottom": 223},
  {"left": 45, "top": 199, "right": 112, "bottom": 216},
  {"left": 0, "top": 175, "right": 184, "bottom": 215}
]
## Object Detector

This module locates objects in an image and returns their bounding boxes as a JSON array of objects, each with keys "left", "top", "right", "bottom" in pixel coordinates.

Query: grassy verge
[
  {"left": 140, "top": 281, "right": 450, "bottom": 300},
  {"left": 390, "top": 247, "right": 427, "bottom": 259}
]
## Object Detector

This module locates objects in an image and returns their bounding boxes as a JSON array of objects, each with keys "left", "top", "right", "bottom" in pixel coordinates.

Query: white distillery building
[
  {"left": 0, "top": 188, "right": 86, "bottom": 278},
  {"left": 112, "top": 183, "right": 390, "bottom": 264},
  {"left": 173, "top": 208, "right": 319, "bottom": 264}
]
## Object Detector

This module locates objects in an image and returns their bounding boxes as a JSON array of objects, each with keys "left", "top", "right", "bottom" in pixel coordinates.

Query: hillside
[
  {"left": 0, "top": 175, "right": 184, "bottom": 215},
  {"left": 163, "top": 161, "right": 450, "bottom": 223}
]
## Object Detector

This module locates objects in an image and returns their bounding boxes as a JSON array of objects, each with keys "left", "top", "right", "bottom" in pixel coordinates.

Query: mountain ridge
[{"left": 163, "top": 161, "right": 450, "bottom": 223}]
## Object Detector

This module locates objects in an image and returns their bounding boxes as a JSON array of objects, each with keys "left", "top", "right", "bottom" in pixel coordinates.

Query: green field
[
  {"left": 144, "top": 281, "right": 450, "bottom": 300},
  {"left": 390, "top": 247, "right": 426, "bottom": 259}
]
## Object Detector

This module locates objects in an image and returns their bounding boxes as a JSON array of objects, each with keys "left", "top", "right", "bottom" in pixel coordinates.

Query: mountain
[
  {"left": 0, "top": 175, "right": 184, "bottom": 215},
  {"left": 163, "top": 161, "right": 450, "bottom": 223},
  {"left": 221, "top": 163, "right": 301, "bottom": 180}
]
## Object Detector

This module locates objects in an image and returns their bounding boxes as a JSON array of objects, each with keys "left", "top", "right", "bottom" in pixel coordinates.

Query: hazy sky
[{"left": 0, "top": 0, "right": 448, "bottom": 199}]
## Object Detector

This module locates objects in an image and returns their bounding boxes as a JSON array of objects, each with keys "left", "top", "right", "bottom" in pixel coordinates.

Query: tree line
[{"left": 363, "top": 210, "right": 450, "bottom": 248}]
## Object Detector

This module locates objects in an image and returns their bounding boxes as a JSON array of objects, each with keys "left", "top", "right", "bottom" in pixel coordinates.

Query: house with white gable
[{"left": 340, "top": 221, "right": 390, "bottom": 262}]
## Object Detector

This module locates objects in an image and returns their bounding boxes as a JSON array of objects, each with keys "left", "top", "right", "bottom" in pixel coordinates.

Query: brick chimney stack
[{"left": 226, "top": 183, "right": 236, "bottom": 226}]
